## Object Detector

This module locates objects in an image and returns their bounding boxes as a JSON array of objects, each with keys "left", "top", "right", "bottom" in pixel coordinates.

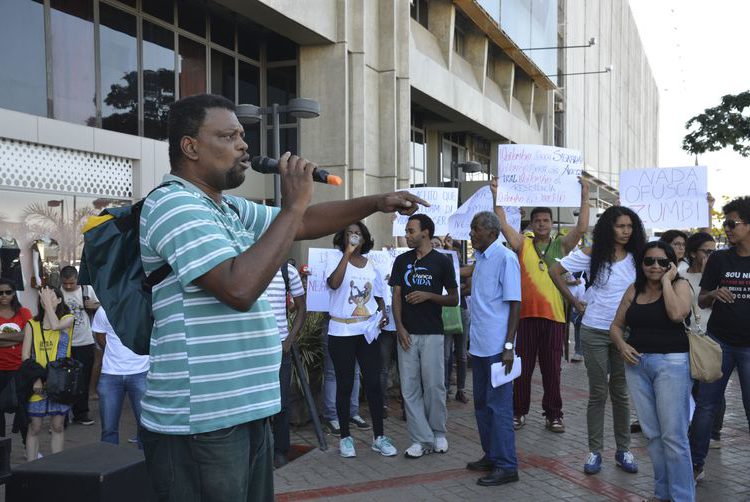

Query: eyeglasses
[
  {"left": 643, "top": 257, "right": 671, "bottom": 268},
  {"left": 0, "top": 290, "right": 14, "bottom": 296},
  {"left": 723, "top": 219, "right": 747, "bottom": 229},
  {"left": 671, "top": 242, "right": 686, "bottom": 248}
]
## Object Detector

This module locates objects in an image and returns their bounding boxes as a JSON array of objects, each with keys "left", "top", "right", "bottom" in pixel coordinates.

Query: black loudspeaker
[{"left": 7, "top": 442, "right": 157, "bottom": 502}]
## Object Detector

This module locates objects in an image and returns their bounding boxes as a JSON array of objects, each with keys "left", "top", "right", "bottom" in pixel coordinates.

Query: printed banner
[
  {"left": 619, "top": 166, "right": 708, "bottom": 229},
  {"left": 447, "top": 185, "right": 521, "bottom": 242},
  {"left": 495, "top": 144, "right": 583, "bottom": 207},
  {"left": 392, "top": 187, "right": 458, "bottom": 237}
]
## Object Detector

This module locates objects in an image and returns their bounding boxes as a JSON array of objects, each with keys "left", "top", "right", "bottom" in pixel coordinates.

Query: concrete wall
[{"left": 563, "top": 0, "right": 659, "bottom": 188}]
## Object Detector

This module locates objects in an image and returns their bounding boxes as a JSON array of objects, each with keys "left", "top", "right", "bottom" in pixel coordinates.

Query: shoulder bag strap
[{"left": 33, "top": 321, "right": 52, "bottom": 367}]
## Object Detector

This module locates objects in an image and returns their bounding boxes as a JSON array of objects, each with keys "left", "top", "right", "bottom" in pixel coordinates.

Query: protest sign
[
  {"left": 447, "top": 186, "right": 521, "bottom": 242},
  {"left": 619, "top": 166, "right": 708, "bottom": 229},
  {"left": 495, "top": 144, "right": 583, "bottom": 207},
  {"left": 305, "top": 248, "right": 339, "bottom": 312},
  {"left": 392, "top": 187, "right": 458, "bottom": 236},
  {"left": 436, "top": 249, "right": 461, "bottom": 301}
]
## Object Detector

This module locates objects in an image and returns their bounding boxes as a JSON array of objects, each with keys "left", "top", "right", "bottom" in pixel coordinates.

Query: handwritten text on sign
[
  {"left": 392, "top": 187, "right": 458, "bottom": 236},
  {"left": 305, "top": 248, "right": 340, "bottom": 312},
  {"left": 447, "top": 186, "right": 521, "bottom": 242},
  {"left": 495, "top": 145, "right": 583, "bottom": 207},
  {"left": 619, "top": 166, "right": 708, "bottom": 229}
]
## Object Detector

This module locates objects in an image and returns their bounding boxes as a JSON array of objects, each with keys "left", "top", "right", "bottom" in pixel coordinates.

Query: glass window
[
  {"left": 477, "top": 0, "right": 500, "bottom": 24},
  {"left": 0, "top": 0, "right": 47, "bottom": 117},
  {"left": 114, "top": 0, "right": 136, "bottom": 7},
  {"left": 178, "top": 36, "right": 206, "bottom": 98},
  {"left": 210, "top": 50, "right": 235, "bottom": 102},
  {"left": 266, "top": 66, "right": 297, "bottom": 124},
  {"left": 99, "top": 4, "right": 138, "bottom": 135},
  {"left": 210, "top": 13, "right": 234, "bottom": 50},
  {"left": 50, "top": 0, "right": 96, "bottom": 125},
  {"left": 238, "top": 61, "right": 260, "bottom": 105},
  {"left": 410, "top": 129, "right": 426, "bottom": 187},
  {"left": 410, "top": 0, "right": 429, "bottom": 29},
  {"left": 143, "top": 0, "right": 173, "bottom": 24},
  {"left": 238, "top": 22, "right": 261, "bottom": 61},
  {"left": 178, "top": 0, "right": 206, "bottom": 37},
  {"left": 267, "top": 127, "right": 298, "bottom": 157},
  {"left": 143, "top": 21, "right": 176, "bottom": 140},
  {"left": 266, "top": 33, "right": 297, "bottom": 62},
  {"left": 243, "top": 123, "right": 260, "bottom": 158}
]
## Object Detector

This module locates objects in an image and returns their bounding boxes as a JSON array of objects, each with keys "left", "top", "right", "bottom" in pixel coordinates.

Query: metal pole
[
  {"left": 290, "top": 344, "right": 328, "bottom": 451},
  {"left": 272, "top": 103, "right": 281, "bottom": 207}
]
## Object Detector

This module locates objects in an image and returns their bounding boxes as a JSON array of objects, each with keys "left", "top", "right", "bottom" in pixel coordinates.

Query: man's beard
[{"left": 223, "top": 163, "right": 246, "bottom": 189}]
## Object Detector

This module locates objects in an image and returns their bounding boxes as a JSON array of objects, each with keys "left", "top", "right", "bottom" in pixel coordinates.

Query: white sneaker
[
  {"left": 404, "top": 442, "right": 432, "bottom": 458},
  {"left": 371, "top": 436, "right": 397, "bottom": 457},
  {"left": 434, "top": 436, "right": 448, "bottom": 453},
  {"left": 339, "top": 436, "right": 356, "bottom": 458}
]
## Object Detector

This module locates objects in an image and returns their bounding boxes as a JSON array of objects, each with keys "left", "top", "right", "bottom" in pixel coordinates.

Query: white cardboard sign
[
  {"left": 392, "top": 187, "right": 458, "bottom": 237},
  {"left": 495, "top": 144, "right": 583, "bottom": 207},
  {"left": 447, "top": 186, "right": 521, "bottom": 242},
  {"left": 619, "top": 166, "right": 708, "bottom": 229},
  {"left": 304, "top": 248, "right": 340, "bottom": 312}
]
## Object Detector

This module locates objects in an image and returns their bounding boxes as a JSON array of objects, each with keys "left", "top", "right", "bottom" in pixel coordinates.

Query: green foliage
[
  {"left": 682, "top": 91, "right": 750, "bottom": 157},
  {"left": 290, "top": 311, "right": 325, "bottom": 394}
]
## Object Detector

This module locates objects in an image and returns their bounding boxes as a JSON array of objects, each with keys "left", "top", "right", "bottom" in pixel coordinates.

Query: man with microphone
[{"left": 139, "top": 93, "right": 427, "bottom": 502}]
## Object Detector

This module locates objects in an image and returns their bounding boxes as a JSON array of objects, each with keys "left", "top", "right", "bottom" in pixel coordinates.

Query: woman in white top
[
  {"left": 325, "top": 221, "right": 396, "bottom": 458},
  {"left": 550, "top": 206, "right": 647, "bottom": 475}
]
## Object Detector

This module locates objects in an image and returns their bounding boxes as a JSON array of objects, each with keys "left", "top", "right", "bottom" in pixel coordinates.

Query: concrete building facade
[{"left": 0, "top": 0, "right": 657, "bottom": 303}]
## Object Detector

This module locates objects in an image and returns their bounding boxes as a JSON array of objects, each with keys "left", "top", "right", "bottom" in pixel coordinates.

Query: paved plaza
[{"left": 6, "top": 345, "right": 749, "bottom": 501}]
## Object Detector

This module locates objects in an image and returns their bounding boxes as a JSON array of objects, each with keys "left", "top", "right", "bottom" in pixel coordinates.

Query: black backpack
[{"left": 79, "top": 183, "right": 237, "bottom": 355}]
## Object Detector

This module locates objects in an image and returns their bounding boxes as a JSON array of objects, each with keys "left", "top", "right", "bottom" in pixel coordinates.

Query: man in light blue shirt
[{"left": 463, "top": 211, "right": 521, "bottom": 487}]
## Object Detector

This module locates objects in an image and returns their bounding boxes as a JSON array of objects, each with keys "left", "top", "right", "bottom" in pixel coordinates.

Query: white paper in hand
[
  {"left": 491, "top": 356, "right": 522, "bottom": 388},
  {"left": 363, "top": 315, "right": 382, "bottom": 344}
]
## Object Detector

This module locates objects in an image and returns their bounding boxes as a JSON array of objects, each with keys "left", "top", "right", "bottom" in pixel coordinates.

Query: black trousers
[
  {"left": 272, "top": 350, "right": 292, "bottom": 456},
  {"left": 328, "top": 334, "right": 383, "bottom": 438},
  {"left": 71, "top": 344, "right": 95, "bottom": 419}
]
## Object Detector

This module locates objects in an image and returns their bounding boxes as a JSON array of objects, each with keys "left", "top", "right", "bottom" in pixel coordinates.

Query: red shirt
[{"left": 0, "top": 307, "right": 31, "bottom": 370}]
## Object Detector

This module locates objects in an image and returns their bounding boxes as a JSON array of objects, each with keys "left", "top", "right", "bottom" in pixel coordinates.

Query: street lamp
[{"left": 236, "top": 98, "right": 321, "bottom": 207}]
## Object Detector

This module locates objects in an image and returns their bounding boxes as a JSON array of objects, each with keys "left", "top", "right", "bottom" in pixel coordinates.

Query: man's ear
[{"left": 181, "top": 135, "right": 199, "bottom": 161}]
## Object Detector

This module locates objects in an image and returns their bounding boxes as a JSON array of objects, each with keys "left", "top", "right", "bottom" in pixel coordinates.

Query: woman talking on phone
[
  {"left": 610, "top": 241, "right": 694, "bottom": 502},
  {"left": 325, "top": 221, "right": 397, "bottom": 458}
]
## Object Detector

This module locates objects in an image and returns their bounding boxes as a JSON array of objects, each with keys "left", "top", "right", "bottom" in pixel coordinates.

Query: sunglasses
[
  {"left": 643, "top": 257, "right": 671, "bottom": 268},
  {"left": 0, "top": 290, "right": 14, "bottom": 296},
  {"left": 723, "top": 219, "right": 747, "bottom": 229}
]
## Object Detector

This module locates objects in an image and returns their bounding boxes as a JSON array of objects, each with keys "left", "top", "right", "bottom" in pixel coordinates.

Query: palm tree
[{"left": 22, "top": 203, "right": 97, "bottom": 266}]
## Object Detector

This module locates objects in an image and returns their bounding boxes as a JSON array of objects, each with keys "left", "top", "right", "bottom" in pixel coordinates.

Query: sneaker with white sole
[
  {"left": 434, "top": 436, "right": 448, "bottom": 453},
  {"left": 325, "top": 419, "right": 341, "bottom": 435},
  {"left": 615, "top": 450, "right": 638, "bottom": 473},
  {"left": 339, "top": 436, "right": 356, "bottom": 458},
  {"left": 404, "top": 442, "right": 432, "bottom": 458},
  {"left": 350, "top": 415, "right": 371, "bottom": 430},
  {"left": 371, "top": 436, "right": 397, "bottom": 456}
]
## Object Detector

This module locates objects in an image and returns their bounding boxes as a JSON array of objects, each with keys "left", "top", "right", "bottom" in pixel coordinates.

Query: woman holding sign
[
  {"left": 325, "top": 222, "right": 396, "bottom": 459},
  {"left": 550, "top": 206, "right": 647, "bottom": 475}
]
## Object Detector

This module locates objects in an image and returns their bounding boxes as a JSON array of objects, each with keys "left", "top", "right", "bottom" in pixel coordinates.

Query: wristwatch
[{"left": 504, "top": 342, "right": 514, "bottom": 351}]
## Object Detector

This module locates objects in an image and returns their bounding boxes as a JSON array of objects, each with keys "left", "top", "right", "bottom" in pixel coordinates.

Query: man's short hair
[
  {"left": 408, "top": 214, "right": 435, "bottom": 239},
  {"left": 168, "top": 94, "right": 236, "bottom": 170},
  {"left": 723, "top": 196, "right": 750, "bottom": 223},
  {"left": 471, "top": 211, "right": 501, "bottom": 238},
  {"left": 530, "top": 207, "right": 553, "bottom": 221},
  {"left": 60, "top": 265, "right": 78, "bottom": 280}
]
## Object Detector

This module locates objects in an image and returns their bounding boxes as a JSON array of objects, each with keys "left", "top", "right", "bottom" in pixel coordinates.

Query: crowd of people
[{"left": 0, "top": 93, "right": 747, "bottom": 502}]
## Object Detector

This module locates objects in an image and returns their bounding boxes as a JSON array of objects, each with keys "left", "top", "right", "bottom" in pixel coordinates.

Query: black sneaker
[
  {"left": 324, "top": 419, "right": 341, "bottom": 435},
  {"left": 349, "top": 415, "right": 371, "bottom": 430},
  {"left": 74, "top": 416, "right": 95, "bottom": 426}
]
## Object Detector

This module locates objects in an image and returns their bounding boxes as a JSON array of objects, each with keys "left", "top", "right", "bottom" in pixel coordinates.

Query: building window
[
  {"left": 142, "top": 21, "right": 176, "bottom": 140},
  {"left": 0, "top": 0, "right": 47, "bottom": 117},
  {"left": 410, "top": 0, "right": 428, "bottom": 29},
  {"left": 454, "top": 12, "right": 472, "bottom": 57},
  {"left": 99, "top": 4, "right": 138, "bottom": 135},
  {"left": 410, "top": 128, "right": 427, "bottom": 187}
]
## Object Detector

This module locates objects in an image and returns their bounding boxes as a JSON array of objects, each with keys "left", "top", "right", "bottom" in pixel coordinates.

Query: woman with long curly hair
[{"left": 550, "top": 206, "right": 646, "bottom": 475}]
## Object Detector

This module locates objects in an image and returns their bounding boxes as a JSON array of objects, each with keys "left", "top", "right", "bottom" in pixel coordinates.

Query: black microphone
[{"left": 250, "top": 156, "right": 342, "bottom": 186}]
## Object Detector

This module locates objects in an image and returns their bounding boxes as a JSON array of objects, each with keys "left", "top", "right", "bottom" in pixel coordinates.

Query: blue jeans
[
  {"left": 690, "top": 334, "right": 750, "bottom": 468},
  {"left": 97, "top": 371, "right": 147, "bottom": 447},
  {"left": 472, "top": 354, "right": 517, "bottom": 470},
  {"left": 141, "top": 418, "right": 273, "bottom": 502},
  {"left": 321, "top": 331, "right": 360, "bottom": 421},
  {"left": 626, "top": 353, "right": 694, "bottom": 502}
]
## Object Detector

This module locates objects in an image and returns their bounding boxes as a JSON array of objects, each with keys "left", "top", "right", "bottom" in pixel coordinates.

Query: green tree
[{"left": 682, "top": 91, "right": 750, "bottom": 159}]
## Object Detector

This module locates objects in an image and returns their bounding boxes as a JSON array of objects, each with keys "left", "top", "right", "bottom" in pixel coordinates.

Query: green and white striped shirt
[{"left": 139, "top": 174, "right": 281, "bottom": 434}]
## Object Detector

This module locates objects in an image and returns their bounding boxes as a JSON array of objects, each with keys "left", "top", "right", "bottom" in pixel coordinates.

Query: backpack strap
[{"left": 281, "top": 263, "right": 290, "bottom": 293}]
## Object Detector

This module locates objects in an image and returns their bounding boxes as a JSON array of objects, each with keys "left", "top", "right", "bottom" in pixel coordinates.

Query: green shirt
[{"left": 139, "top": 174, "right": 281, "bottom": 434}]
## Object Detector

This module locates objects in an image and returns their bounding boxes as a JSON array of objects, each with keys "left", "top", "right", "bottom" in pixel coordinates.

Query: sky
[{"left": 629, "top": 0, "right": 750, "bottom": 203}]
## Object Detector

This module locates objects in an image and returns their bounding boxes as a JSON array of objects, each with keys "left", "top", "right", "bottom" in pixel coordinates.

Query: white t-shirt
[
  {"left": 684, "top": 271, "right": 711, "bottom": 332},
  {"left": 91, "top": 307, "right": 149, "bottom": 375},
  {"left": 324, "top": 251, "right": 384, "bottom": 336},
  {"left": 677, "top": 260, "right": 689, "bottom": 273},
  {"left": 62, "top": 286, "right": 99, "bottom": 347},
  {"left": 266, "top": 264, "right": 305, "bottom": 341},
  {"left": 559, "top": 249, "right": 636, "bottom": 330}
]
